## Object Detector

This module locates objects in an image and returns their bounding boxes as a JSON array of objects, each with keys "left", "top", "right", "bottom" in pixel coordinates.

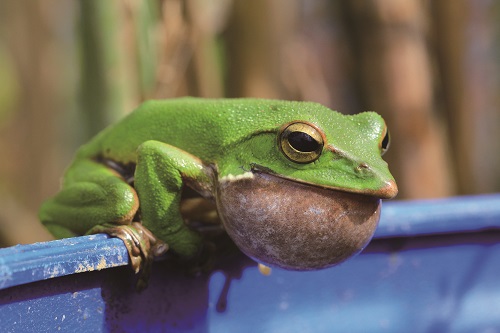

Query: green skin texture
[{"left": 39, "top": 97, "right": 397, "bottom": 260}]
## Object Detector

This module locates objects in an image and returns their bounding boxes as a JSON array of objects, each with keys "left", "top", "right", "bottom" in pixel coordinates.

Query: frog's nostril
[{"left": 355, "top": 163, "right": 370, "bottom": 173}]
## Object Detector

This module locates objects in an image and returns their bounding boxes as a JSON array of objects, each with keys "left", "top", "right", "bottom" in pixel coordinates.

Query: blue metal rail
[{"left": 1, "top": 194, "right": 500, "bottom": 332}]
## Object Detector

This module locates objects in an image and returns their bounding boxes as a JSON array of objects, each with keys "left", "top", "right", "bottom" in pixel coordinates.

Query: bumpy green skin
[{"left": 39, "top": 97, "right": 396, "bottom": 259}]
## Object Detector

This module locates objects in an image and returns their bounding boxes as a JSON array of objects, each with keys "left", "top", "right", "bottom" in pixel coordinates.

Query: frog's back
[{"left": 76, "top": 97, "right": 338, "bottom": 164}]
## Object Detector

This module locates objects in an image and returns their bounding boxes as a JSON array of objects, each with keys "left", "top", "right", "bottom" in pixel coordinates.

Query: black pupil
[
  {"left": 381, "top": 132, "right": 390, "bottom": 150},
  {"left": 288, "top": 132, "right": 319, "bottom": 152}
]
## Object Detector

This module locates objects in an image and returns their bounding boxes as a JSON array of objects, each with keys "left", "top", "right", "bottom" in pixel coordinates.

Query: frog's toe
[{"left": 87, "top": 222, "right": 168, "bottom": 289}]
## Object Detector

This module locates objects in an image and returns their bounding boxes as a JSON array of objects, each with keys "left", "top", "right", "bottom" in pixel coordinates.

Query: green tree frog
[{"left": 39, "top": 98, "right": 397, "bottom": 279}]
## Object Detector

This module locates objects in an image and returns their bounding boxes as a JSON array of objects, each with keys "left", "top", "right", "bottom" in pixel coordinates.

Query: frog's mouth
[
  {"left": 249, "top": 164, "right": 398, "bottom": 200},
  {"left": 216, "top": 168, "right": 382, "bottom": 271}
]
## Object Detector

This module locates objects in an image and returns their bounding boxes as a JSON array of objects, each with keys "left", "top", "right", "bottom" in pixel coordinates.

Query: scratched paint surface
[
  {"left": 1, "top": 195, "right": 500, "bottom": 332},
  {"left": 0, "top": 235, "right": 128, "bottom": 290},
  {"left": 1, "top": 233, "right": 500, "bottom": 333}
]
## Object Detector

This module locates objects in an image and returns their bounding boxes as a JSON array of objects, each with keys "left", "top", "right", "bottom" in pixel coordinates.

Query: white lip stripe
[{"left": 220, "top": 172, "right": 255, "bottom": 183}]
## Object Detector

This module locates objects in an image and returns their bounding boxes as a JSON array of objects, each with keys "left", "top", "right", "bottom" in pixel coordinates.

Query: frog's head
[
  {"left": 215, "top": 101, "right": 398, "bottom": 271},
  {"left": 271, "top": 111, "right": 398, "bottom": 199}
]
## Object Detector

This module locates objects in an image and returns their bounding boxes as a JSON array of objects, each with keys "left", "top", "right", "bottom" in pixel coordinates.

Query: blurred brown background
[{"left": 0, "top": 0, "right": 499, "bottom": 247}]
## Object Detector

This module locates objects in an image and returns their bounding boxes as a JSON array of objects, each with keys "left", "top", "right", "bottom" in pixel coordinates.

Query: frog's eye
[
  {"left": 279, "top": 122, "right": 324, "bottom": 163},
  {"left": 380, "top": 128, "right": 390, "bottom": 156}
]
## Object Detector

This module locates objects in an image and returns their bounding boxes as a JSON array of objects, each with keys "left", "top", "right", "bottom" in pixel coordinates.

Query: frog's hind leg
[
  {"left": 40, "top": 159, "right": 168, "bottom": 289},
  {"left": 39, "top": 159, "right": 139, "bottom": 237}
]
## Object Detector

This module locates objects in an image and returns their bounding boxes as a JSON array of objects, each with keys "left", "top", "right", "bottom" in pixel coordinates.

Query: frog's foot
[{"left": 88, "top": 222, "right": 168, "bottom": 289}]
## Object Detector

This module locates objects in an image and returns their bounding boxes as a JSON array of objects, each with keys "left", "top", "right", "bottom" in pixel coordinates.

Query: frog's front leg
[{"left": 134, "top": 140, "right": 212, "bottom": 261}]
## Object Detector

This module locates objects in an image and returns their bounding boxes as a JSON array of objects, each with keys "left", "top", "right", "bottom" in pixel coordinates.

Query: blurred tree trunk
[
  {"left": 431, "top": 1, "right": 500, "bottom": 194},
  {"left": 0, "top": 1, "right": 69, "bottom": 243},
  {"left": 224, "top": 0, "right": 296, "bottom": 98},
  {"left": 430, "top": 2, "right": 469, "bottom": 194},
  {"left": 340, "top": 0, "right": 455, "bottom": 199},
  {"left": 79, "top": 0, "right": 123, "bottom": 137},
  {"left": 152, "top": 0, "right": 229, "bottom": 98},
  {"left": 183, "top": 0, "right": 227, "bottom": 98},
  {"left": 79, "top": 0, "right": 160, "bottom": 138}
]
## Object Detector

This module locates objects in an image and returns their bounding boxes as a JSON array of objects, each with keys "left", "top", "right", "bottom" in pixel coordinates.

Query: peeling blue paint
[
  {"left": 0, "top": 234, "right": 128, "bottom": 290},
  {"left": 0, "top": 194, "right": 500, "bottom": 332}
]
